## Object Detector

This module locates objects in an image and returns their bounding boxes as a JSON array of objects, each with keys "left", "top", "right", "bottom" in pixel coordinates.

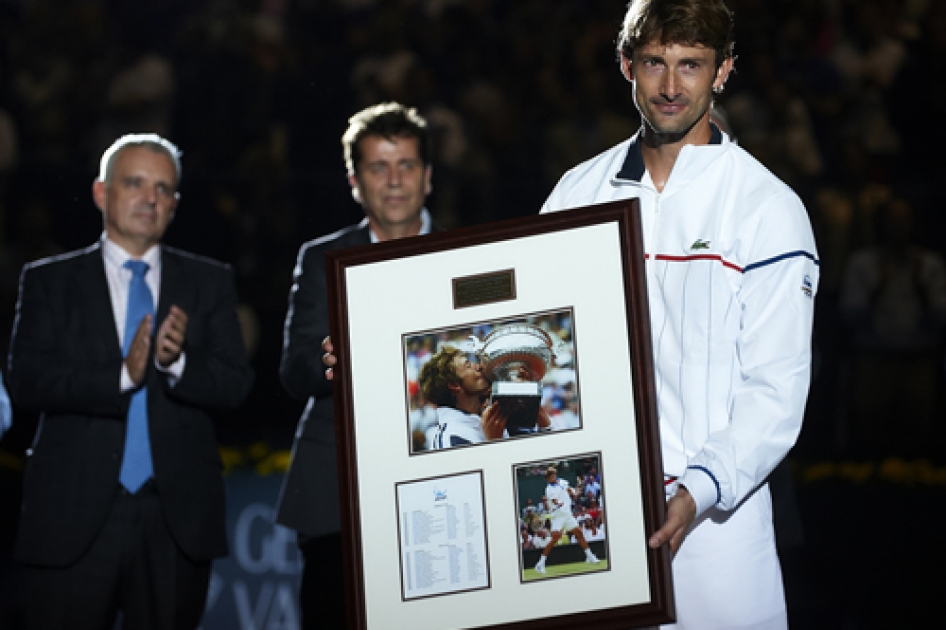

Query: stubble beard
[{"left": 635, "top": 88, "right": 710, "bottom": 146}]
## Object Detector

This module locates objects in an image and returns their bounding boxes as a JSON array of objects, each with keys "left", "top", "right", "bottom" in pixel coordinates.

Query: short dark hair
[
  {"left": 419, "top": 346, "right": 463, "bottom": 407},
  {"left": 342, "top": 102, "right": 430, "bottom": 175},
  {"left": 617, "top": 0, "right": 735, "bottom": 68}
]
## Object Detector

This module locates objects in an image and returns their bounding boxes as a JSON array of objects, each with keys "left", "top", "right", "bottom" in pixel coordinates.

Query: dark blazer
[
  {"left": 276, "top": 218, "right": 442, "bottom": 537},
  {"left": 276, "top": 221, "right": 371, "bottom": 538},
  {"left": 7, "top": 242, "right": 254, "bottom": 566}
]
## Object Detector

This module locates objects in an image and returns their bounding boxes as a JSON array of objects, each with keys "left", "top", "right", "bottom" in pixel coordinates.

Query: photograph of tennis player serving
[{"left": 515, "top": 454, "right": 608, "bottom": 582}]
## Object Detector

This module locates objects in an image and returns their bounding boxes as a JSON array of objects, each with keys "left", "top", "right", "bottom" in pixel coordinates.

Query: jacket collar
[
  {"left": 366, "top": 208, "right": 434, "bottom": 243},
  {"left": 615, "top": 122, "right": 723, "bottom": 183}
]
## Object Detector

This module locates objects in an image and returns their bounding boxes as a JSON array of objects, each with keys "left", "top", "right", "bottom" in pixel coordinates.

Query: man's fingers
[
  {"left": 648, "top": 523, "right": 671, "bottom": 549},
  {"left": 159, "top": 325, "right": 185, "bottom": 347},
  {"left": 169, "top": 304, "right": 188, "bottom": 322},
  {"left": 161, "top": 307, "right": 188, "bottom": 337},
  {"left": 648, "top": 508, "right": 686, "bottom": 549},
  {"left": 649, "top": 488, "right": 696, "bottom": 551},
  {"left": 481, "top": 403, "right": 508, "bottom": 439},
  {"left": 486, "top": 402, "right": 507, "bottom": 424},
  {"left": 155, "top": 307, "right": 188, "bottom": 366},
  {"left": 158, "top": 335, "right": 181, "bottom": 354},
  {"left": 135, "top": 314, "right": 153, "bottom": 340},
  {"left": 126, "top": 327, "right": 151, "bottom": 385},
  {"left": 322, "top": 337, "right": 339, "bottom": 381},
  {"left": 670, "top": 528, "right": 687, "bottom": 554}
]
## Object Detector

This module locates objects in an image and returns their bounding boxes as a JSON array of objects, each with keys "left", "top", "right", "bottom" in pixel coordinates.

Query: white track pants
[{"left": 661, "top": 484, "right": 788, "bottom": 630}]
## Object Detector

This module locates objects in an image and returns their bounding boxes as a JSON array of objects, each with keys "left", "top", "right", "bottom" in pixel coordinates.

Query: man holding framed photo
[
  {"left": 539, "top": 1, "right": 819, "bottom": 628},
  {"left": 276, "top": 102, "right": 441, "bottom": 629}
]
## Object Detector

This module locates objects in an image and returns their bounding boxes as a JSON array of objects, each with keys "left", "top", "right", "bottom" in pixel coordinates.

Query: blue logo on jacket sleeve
[{"left": 801, "top": 275, "right": 813, "bottom": 298}]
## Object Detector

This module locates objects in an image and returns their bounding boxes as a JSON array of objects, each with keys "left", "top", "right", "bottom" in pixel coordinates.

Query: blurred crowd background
[
  {"left": 0, "top": 0, "right": 944, "bottom": 627},
  {"left": 0, "top": 0, "right": 944, "bottom": 458}
]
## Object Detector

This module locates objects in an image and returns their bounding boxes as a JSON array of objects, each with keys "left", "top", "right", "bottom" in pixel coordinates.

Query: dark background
[{"left": 0, "top": 0, "right": 944, "bottom": 628}]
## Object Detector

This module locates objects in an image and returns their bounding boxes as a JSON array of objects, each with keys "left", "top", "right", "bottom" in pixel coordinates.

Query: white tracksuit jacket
[{"left": 542, "top": 126, "right": 819, "bottom": 629}]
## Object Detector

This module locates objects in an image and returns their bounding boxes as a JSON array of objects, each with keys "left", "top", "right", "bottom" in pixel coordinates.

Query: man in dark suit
[
  {"left": 7, "top": 133, "right": 254, "bottom": 629},
  {"left": 277, "top": 102, "right": 438, "bottom": 629}
]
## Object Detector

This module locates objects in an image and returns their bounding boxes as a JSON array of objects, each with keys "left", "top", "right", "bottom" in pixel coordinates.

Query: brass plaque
[{"left": 453, "top": 269, "right": 516, "bottom": 308}]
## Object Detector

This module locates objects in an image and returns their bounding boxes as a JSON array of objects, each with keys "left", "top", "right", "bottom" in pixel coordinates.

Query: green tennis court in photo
[{"left": 522, "top": 558, "right": 609, "bottom": 581}]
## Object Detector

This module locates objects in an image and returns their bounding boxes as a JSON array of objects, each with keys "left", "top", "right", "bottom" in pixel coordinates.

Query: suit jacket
[
  {"left": 276, "top": 218, "right": 441, "bottom": 537},
  {"left": 7, "top": 242, "right": 254, "bottom": 566}
]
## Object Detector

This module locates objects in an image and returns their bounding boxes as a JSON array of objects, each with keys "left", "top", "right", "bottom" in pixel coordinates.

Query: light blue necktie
[{"left": 119, "top": 260, "right": 155, "bottom": 493}]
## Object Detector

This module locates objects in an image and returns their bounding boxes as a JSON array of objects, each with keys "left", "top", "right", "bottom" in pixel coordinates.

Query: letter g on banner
[{"left": 234, "top": 503, "right": 303, "bottom": 575}]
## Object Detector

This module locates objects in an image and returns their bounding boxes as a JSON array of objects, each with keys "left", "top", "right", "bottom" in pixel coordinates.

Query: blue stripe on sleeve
[
  {"left": 687, "top": 465, "right": 722, "bottom": 505},
  {"left": 743, "top": 250, "right": 819, "bottom": 273}
]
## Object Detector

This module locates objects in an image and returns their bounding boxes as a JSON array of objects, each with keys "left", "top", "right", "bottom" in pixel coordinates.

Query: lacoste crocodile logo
[{"left": 690, "top": 239, "right": 711, "bottom": 250}]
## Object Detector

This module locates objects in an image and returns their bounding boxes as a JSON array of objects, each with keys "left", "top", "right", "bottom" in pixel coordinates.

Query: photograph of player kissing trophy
[{"left": 403, "top": 309, "right": 581, "bottom": 454}]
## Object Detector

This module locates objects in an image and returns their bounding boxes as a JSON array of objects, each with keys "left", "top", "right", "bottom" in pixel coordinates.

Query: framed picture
[
  {"left": 327, "top": 199, "right": 673, "bottom": 629},
  {"left": 514, "top": 453, "right": 609, "bottom": 583},
  {"left": 405, "top": 307, "right": 579, "bottom": 454}
]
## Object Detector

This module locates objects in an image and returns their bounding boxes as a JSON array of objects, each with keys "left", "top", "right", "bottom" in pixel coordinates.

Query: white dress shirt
[{"left": 102, "top": 235, "right": 185, "bottom": 391}]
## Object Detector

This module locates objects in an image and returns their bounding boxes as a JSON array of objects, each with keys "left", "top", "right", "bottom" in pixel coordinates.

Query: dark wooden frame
[{"left": 326, "top": 198, "right": 674, "bottom": 629}]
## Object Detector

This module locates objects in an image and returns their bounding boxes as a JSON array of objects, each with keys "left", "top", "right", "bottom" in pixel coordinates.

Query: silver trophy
[{"left": 466, "top": 323, "right": 562, "bottom": 434}]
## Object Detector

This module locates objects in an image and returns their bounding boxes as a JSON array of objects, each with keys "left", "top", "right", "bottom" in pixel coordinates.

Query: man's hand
[
  {"left": 536, "top": 406, "right": 552, "bottom": 429},
  {"left": 156, "top": 305, "right": 188, "bottom": 367},
  {"left": 648, "top": 486, "right": 697, "bottom": 555},
  {"left": 125, "top": 315, "right": 153, "bottom": 385},
  {"left": 481, "top": 401, "right": 508, "bottom": 440},
  {"left": 322, "top": 336, "right": 336, "bottom": 380}
]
